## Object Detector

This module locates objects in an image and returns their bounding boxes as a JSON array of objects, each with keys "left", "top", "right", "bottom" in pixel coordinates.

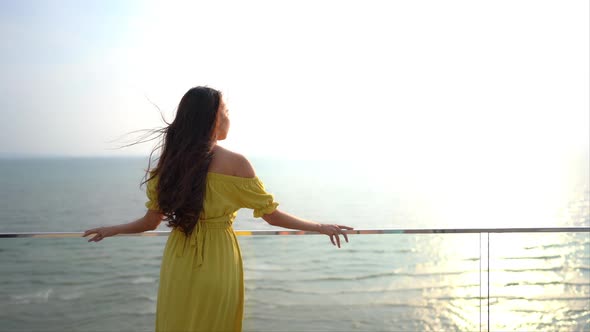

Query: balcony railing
[
  {"left": 1, "top": 227, "right": 588, "bottom": 331},
  {"left": 1, "top": 226, "right": 587, "bottom": 238}
]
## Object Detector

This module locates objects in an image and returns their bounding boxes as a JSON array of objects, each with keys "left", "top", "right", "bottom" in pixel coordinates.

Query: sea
[{"left": 0, "top": 155, "right": 588, "bottom": 331}]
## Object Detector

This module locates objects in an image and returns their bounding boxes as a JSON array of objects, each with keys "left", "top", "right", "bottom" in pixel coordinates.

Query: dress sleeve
[
  {"left": 239, "top": 177, "right": 279, "bottom": 218},
  {"left": 144, "top": 174, "right": 161, "bottom": 211}
]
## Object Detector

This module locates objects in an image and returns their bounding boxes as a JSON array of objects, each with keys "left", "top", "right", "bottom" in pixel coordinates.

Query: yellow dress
[{"left": 144, "top": 172, "right": 279, "bottom": 332}]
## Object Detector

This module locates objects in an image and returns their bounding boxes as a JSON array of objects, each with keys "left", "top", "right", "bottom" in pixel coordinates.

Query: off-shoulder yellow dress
[{"left": 145, "top": 172, "right": 279, "bottom": 332}]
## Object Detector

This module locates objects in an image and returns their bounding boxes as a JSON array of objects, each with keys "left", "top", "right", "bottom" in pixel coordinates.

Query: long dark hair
[{"left": 125, "top": 86, "right": 222, "bottom": 236}]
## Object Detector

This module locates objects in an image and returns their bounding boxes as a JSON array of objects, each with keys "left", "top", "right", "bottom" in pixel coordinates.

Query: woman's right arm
[
  {"left": 231, "top": 152, "right": 354, "bottom": 248},
  {"left": 262, "top": 209, "right": 353, "bottom": 248}
]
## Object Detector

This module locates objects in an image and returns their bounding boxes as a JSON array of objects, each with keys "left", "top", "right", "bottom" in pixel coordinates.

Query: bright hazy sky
[{"left": 1, "top": 0, "right": 588, "bottom": 164}]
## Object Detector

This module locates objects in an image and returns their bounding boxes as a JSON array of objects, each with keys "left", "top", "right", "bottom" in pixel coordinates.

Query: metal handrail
[{"left": 0, "top": 227, "right": 588, "bottom": 238}]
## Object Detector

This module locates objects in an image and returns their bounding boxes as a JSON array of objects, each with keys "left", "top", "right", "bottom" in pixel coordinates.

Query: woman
[{"left": 83, "top": 86, "right": 354, "bottom": 332}]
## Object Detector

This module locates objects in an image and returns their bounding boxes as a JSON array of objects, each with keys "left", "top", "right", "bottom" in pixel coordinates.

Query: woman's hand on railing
[
  {"left": 318, "top": 224, "right": 354, "bottom": 248},
  {"left": 83, "top": 226, "right": 118, "bottom": 242}
]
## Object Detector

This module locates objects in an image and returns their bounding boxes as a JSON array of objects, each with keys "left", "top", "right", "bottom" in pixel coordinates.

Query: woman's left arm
[{"left": 83, "top": 210, "right": 164, "bottom": 242}]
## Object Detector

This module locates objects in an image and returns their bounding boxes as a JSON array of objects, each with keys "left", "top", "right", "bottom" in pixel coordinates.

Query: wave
[
  {"left": 489, "top": 295, "right": 590, "bottom": 301},
  {"left": 502, "top": 255, "right": 562, "bottom": 260},
  {"left": 298, "top": 269, "right": 473, "bottom": 282},
  {"left": 244, "top": 264, "right": 290, "bottom": 272},
  {"left": 504, "top": 281, "right": 590, "bottom": 287},
  {"left": 9, "top": 288, "right": 53, "bottom": 304},
  {"left": 89, "top": 273, "right": 159, "bottom": 285},
  {"left": 116, "top": 308, "right": 156, "bottom": 317},
  {"left": 245, "top": 285, "right": 309, "bottom": 294},
  {"left": 246, "top": 269, "right": 476, "bottom": 284},
  {"left": 246, "top": 283, "right": 483, "bottom": 296},
  {"left": 127, "top": 294, "right": 157, "bottom": 303},
  {"left": 261, "top": 300, "right": 437, "bottom": 310},
  {"left": 502, "top": 266, "right": 563, "bottom": 273},
  {"left": 524, "top": 240, "right": 587, "bottom": 250},
  {"left": 337, "top": 248, "right": 416, "bottom": 254},
  {"left": 501, "top": 266, "right": 590, "bottom": 273},
  {"left": 512, "top": 308, "right": 590, "bottom": 314},
  {"left": 57, "top": 291, "right": 84, "bottom": 301},
  {"left": 131, "top": 277, "right": 157, "bottom": 284}
]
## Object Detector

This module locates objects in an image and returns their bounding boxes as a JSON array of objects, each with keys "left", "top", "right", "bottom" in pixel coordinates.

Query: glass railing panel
[
  {"left": 0, "top": 236, "right": 167, "bottom": 332},
  {"left": 488, "top": 232, "right": 590, "bottom": 331},
  {"left": 0, "top": 233, "right": 483, "bottom": 332},
  {"left": 240, "top": 233, "right": 482, "bottom": 331}
]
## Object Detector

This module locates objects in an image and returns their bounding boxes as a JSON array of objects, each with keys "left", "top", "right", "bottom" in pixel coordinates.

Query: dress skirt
[{"left": 155, "top": 216, "right": 244, "bottom": 332}]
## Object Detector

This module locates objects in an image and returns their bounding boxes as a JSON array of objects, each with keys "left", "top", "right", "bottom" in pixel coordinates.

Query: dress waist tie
[{"left": 175, "top": 215, "right": 233, "bottom": 268}]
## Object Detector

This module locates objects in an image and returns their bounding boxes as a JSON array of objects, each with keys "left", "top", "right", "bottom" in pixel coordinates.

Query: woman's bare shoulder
[{"left": 210, "top": 145, "right": 256, "bottom": 178}]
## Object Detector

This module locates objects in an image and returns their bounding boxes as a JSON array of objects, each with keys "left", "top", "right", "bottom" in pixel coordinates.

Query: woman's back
[
  {"left": 148, "top": 147, "right": 279, "bottom": 332},
  {"left": 145, "top": 146, "right": 277, "bottom": 219},
  {"left": 207, "top": 145, "right": 256, "bottom": 178}
]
